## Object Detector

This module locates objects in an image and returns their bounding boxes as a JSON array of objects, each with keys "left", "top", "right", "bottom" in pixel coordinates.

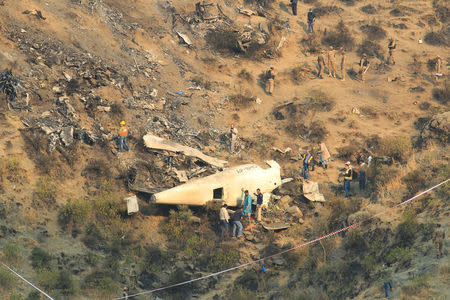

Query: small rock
[{"left": 97, "top": 106, "right": 111, "bottom": 112}]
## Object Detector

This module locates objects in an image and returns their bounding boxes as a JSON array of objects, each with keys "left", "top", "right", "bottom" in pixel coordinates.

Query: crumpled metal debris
[{"left": 0, "top": 69, "right": 21, "bottom": 102}]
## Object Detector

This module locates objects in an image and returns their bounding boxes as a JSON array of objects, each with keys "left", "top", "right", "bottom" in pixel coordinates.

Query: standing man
[
  {"left": 231, "top": 207, "right": 243, "bottom": 238},
  {"left": 119, "top": 121, "right": 130, "bottom": 152},
  {"left": 340, "top": 47, "right": 346, "bottom": 81},
  {"left": 327, "top": 46, "right": 336, "bottom": 78},
  {"left": 301, "top": 149, "right": 313, "bottom": 180},
  {"left": 254, "top": 188, "right": 263, "bottom": 222},
  {"left": 342, "top": 161, "right": 353, "bottom": 198},
  {"left": 433, "top": 224, "right": 445, "bottom": 258},
  {"left": 265, "top": 66, "right": 276, "bottom": 95},
  {"left": 219, "top": 203, "right": 230, "bottom": 238},
  {"left": 434, "top": 55, "right": 442, "bottom": 82},
  {"left": 229, "top": 124, "right": 238, "bottom": 153},
  {"left": 317, "top": 50, "right": 325, "bottom": 79},
  {"left": 317, "top": 142, "right": 330, "bottom": 170},
  {"left": 381, "top": 263, "right": 393, "bottom": 299},
  {"left": 241, "top": 188, "right": 252, "bottom": 221},
  {"left": 387, "top": 37, "right": 396, "bottom": 65},
  {"left": 290, "top": 0, "right": 298, "bottom": 16},
  {"left": 307, "top": 8, "right": 315, "bottom": 33},
  {"left": 359, "top": 54, "right": 370, "bottom": 82}
]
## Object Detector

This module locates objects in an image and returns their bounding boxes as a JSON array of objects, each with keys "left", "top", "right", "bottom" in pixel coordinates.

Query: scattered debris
[
  {"left": 143, "top": 134, "right": 227, "bottom": 168},
  {"left": 22, "top": 10, "right": 46, "bottom": 20},
  {"left": 176, "top": 32, "right": 193, "bottom": 46},
  {"left": 238, "top": 8, "right": 257, "bottom": 17},
  {"left": 272, "top": 147, "right": 292, "bottom": 154},
  {"left": 263, "top": 223, "right": 290, "bottom": 231},
  {"left": 302, "top": 181, "right": 325, "bottom": 202},
  {"left": 125, "top": 195, "right": 139, "bottom": 215}
]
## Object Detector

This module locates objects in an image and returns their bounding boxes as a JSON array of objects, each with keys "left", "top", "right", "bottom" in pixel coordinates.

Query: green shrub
[
  {"left": 58, "top": 198, "right": 89, "bottom": 228},
  {"left": 55, "top": 271, "right": 75, "bottom": 295},
  {"left": 0, "top": 268, "right": 14, "bottom": 288},
  {"left": 26, "top": 291, "right": 41, "bottom": 300},
  {"left": 361, "top": 254, "right": 376, "bottom": 275},
  {"left": 36, "top": 270, "right": 59, "bottom": 289},
  {"left": 33, "top": 178, "right": 57, "bottom": 207},
  {"left": 204, "top": 245, "right": 241, "bottom": 271},
  {"left": 160, "top": 206, "right": 193, "bottom": 247},
  {"left": 378, "top": 136, "right": 412, "bottom": 163},
  {"left": 344, "top": 229, "right": 367, "bottom": 254},
  {"left": 2, "top": 243, "right": 21, "bottom": 265},
  {"left": 386, "top": 247, "right": 413, "bottom": 266},
  {"left": 184, "top": 235, "right": 212, "bottom": 260},
  {"left": 228, "top": 286, "right": 257, "bottom": 299},
  {"left": 82, "top": 223, "right": 106, "bottom": 251},
  {"left": 36, "top": 270, "right": 75, "bottom": 295},
  {"left": 83, "top": 270, "right": 119, "bottom": 296},
  {"left": 401, "top": 274, "right": 430, "bottom": 296},
  {"left": 396, "top": 211, "right": 419, "bottom": 247},
  {"left": 142, "top": 245, "right": 171, "bottom": 273},
  {"left": 402, "top": 170, "right": 426, "bottom": 198},
  {"left": 30, "top": 247, "right": 52, "bottom": 270}
]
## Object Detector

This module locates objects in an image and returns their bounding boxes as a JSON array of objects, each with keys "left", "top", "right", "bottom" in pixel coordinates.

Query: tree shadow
[{"left": 297, "top": 21, "right": 308, "bottom": 33}]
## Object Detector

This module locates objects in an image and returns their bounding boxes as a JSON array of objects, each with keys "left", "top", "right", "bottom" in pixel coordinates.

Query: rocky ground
[{"left": 0, "top": 0, "right": 449, "bottom": 299}]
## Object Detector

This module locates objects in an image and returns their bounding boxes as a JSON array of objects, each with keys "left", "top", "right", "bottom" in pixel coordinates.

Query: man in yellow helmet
[{"left": 119, "top": 121, "right": 130, "bottom": 152}]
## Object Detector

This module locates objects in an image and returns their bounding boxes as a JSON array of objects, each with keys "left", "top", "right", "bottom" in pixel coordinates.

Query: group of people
[
  {"left": 300, "top": 143, "right": 370, "bottom": 199},
  {"left": 299, "top": 142, "right": 331, "bottom": 180},
  {"left": 219, "top": 188, "right": 264, "bottom": 238},
  {"left": 289, "top": 1, "right": 316, "bottom": 34}
]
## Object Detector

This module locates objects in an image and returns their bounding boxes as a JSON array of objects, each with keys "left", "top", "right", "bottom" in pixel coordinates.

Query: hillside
[{"left": 0, "top": 0, "right": 449, "bottom": 299}]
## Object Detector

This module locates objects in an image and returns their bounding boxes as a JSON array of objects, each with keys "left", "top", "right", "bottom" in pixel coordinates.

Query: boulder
[
  {"left": 286, "top": 206, "right": 303, "bottom": 218},
  {"left": 278, "top": 195, "right": 292, "bottom": 209},
  {"left": 421, "top": 111, "right": 449, "bottom": 143}
]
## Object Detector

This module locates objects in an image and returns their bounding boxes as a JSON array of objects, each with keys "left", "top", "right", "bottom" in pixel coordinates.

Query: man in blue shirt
[
  {"left": 307, "top": 9, "right": 315, "bottom": 33},
  {"left": 301, "top": 149, "right": 312, "bottom": 180}
]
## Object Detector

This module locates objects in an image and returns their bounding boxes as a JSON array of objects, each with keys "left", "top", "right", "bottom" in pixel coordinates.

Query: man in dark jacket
[
  {"left": 254, "top": 188, "right": 263, "bottom": 222},
  {"left": 307, "top": 8, "right": 315, "bottom": 33},
  {"left": 290, "top": 0, "right": 298, "bottom": 16},
  {"left": 231, "top": 208, "right": 243, "bottom": 238}
]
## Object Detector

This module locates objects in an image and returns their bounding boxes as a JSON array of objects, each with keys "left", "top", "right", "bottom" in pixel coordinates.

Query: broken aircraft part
[
  {"left": 302, "top": 181, "right": 325, "bottom": 202},
  {"left": 262, "top": 223, "right": 290, "bottom": 231},
  {"left": 151, "top": 160, "right": 288, "bottom": 206},
  {"left": 143, "top": 133, "right": 227, "bottom": 168}
]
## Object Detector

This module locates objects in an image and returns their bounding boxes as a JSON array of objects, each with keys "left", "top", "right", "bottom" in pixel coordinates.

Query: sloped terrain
[{"left": 0, "top": 0, "right": 449, "bottom": 299}]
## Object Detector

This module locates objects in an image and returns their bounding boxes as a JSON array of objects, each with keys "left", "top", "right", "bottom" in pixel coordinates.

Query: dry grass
[
  {"left": 361, "top": 4, "right": 377, "bottom": 14},
  {"left": 360, "top": 23, "right": 386, "bottom": 40},
  {"left": 237, "top": 69, "right": 254, "bottom": 83},
  {"left": 322, "top": 20, "right": 355, "bottom": 50},
  {"left": 227, "top": 92, "right": 257, "bottom": 108},
  {"left": 357, "top": 39, "right": 383, "bottom": 58},
  {"left": 424, "top": 27, "right": 450, "bottom": 47}
]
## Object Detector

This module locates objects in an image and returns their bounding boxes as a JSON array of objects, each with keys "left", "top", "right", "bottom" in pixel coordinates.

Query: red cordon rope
[{"left": 115, "top": 178, "right": 449, "bottom": 300}]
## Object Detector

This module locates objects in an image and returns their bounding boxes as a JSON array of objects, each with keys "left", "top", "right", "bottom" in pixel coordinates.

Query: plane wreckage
[{"left": 144, "top": 160, "right": 292, "bottom": 206}]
